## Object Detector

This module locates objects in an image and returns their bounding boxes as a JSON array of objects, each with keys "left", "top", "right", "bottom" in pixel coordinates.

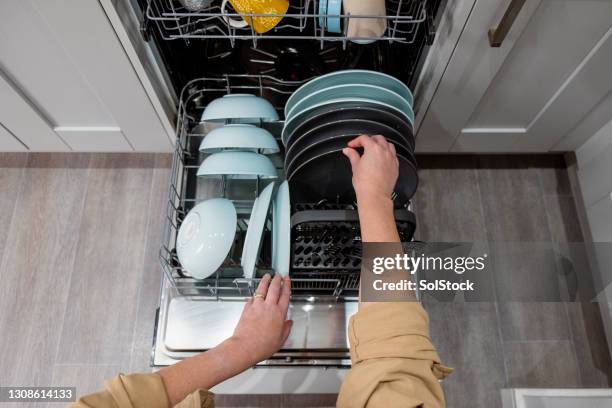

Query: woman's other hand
[
  {"left": 231, "top": 274, "right": 293, "bottom": 365},
  {"left": 159, "top": 274, "right": 292, "bottom": 405}
]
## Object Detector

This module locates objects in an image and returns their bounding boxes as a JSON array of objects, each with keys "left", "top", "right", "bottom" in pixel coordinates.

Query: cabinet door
[
  {"left": 0, "top": 70, "right": 66, "bottom": 151},
  {"left": 412, "top": 0, "right": 477, "bottom": 129},
  {"left": 418, "top": 0, "right": 612, "bottom": 153},
  {"left": 578, "top": 139, "right": 612, "bottom": 209},
  {"left": 0, "top": 123, "right": 27, "bottom": 151},
  {"left": 0, "top": 1, "right": 174, "bottom": 152}
]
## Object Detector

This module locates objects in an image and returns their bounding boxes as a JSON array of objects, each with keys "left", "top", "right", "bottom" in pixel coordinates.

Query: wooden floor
[
  {"left": 0, "top": 153, "right": 609, "bottom": 408},
  {"left": 415, "top": 155, "right": 612, "bottom": 407}
]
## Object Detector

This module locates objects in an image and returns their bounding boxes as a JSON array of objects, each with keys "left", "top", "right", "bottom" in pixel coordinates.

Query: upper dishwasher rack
[{"left": 143, "top": 0, "right": 432, "bottom": 46}]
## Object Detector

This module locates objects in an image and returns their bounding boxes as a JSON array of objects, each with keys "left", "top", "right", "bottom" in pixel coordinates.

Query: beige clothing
[
  {"left": 337, "top": 302, "right": 452, "bottom": 407},
  {"left": 71, "top": 302, "right": 451, "bottom": 408}
]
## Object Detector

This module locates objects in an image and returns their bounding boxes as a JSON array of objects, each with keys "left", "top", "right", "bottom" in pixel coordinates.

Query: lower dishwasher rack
[
  {"left": 154, "top": 74, "right": 420, "bottom": 367},
  {"left": 154, "top": 75, "right": 359, "bottom": 366},
  {"left": 159, "top": 74, "right": 369, "bottom": 301}
]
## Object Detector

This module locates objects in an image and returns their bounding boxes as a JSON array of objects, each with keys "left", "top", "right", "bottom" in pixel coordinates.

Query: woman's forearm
[
  {"left": 158, "top": 336, "right": 253, "bottom": 405},
  {"left": 357, "top": 195, "right": 400, "bottom": 243}
]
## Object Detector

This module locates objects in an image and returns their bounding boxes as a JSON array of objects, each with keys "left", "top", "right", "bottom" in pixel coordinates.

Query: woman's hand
[
  {"left": 231, "top": 274, "right": 293, "bottom": 365},
  {"left": 343, "top": 134, "right": 400, "bottom": 243},
  {"left": 159, "top": 274, "right": 292, "bottom": 404},
  {"left": 342, "top": 135, "right": 399, "bottom": 204}
]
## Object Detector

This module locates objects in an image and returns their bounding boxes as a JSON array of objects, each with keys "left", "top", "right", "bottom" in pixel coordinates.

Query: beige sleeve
[
  {"left": 337, "top": 302, "right": 452, "bottom": 408},
  {"left": 69, "top": 373, "right": 215, "bottom": 408}
]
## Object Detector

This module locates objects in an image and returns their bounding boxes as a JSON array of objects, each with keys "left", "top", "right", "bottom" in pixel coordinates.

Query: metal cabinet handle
[{"left": 488, "top": 0, "right": 526, "bottom": 47}]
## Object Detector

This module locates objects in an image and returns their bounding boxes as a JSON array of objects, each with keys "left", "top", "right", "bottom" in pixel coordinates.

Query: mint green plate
[
  {"left": 272, "top": 181, "right": 290, "bottom": 276},
  {"left": 242, "top": 182, "right": 275, "bottom": 279},
  {"left": 177, "top": 198, "right": 237, "bottom": 279},
  {"left": 284, "top": 70, "right": 413, "bottom": 117},
  {"left": 286, "top": 84, "right": 412, "bottom": 128}
]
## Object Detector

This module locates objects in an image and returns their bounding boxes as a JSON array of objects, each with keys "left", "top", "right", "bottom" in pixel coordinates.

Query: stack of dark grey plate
[{"left": 282, "top": 70, "right": 417, "bottom": 206}]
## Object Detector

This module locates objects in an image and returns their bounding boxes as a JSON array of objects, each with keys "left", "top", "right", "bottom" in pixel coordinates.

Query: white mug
[
  {"left": 343, "top": 0, "right": 387, "bottom": 43},
  {"left": 221, "top": 0, "right": 249, "bottom": 29}
]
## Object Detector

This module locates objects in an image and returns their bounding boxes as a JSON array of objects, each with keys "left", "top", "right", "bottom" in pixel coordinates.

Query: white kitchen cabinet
[
  {"left": 0, "top": 122, "right": 27, "bottom": 151},
  {"left": 588, "top": 196, "right": 612, "bottom": 244},
  {"left": 54, "top": 127, "right": 134, "bottom": 152},
  {"left": 576, "top": 126, "right": 612, "bottom": 208},
  {"left": 412, "top": 0, "right": 478, "bottom": 128},
  {"left": 575, "top": 114, "right": 612, "bottom": 168},
  {"left": 0, "top": 0, "right": 174, "bottom": 152},
  {"left": 555, "top": 90, "right": 612, "bottom": 153},
  {"left": 584, "top": 193, "right": 612, "bottom": 353},
  {"left": 572, "top": 115, "right": 612, "bottom": 355},
  {"left": 0, "top": 71, "right": 68, "bottom": 151},
  {"left": 417, "top": 0, "right": 612, "bottom": 153}
]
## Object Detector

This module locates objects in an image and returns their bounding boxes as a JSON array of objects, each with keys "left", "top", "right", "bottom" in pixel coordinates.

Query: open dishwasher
[{"left": 138, "top": 0, "right": 445, "bottom": 378}]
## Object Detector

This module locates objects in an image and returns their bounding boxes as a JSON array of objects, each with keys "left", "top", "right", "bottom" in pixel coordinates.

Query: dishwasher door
[{"left": 153, "top": 278, "right": 356, "bottom": 366}]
